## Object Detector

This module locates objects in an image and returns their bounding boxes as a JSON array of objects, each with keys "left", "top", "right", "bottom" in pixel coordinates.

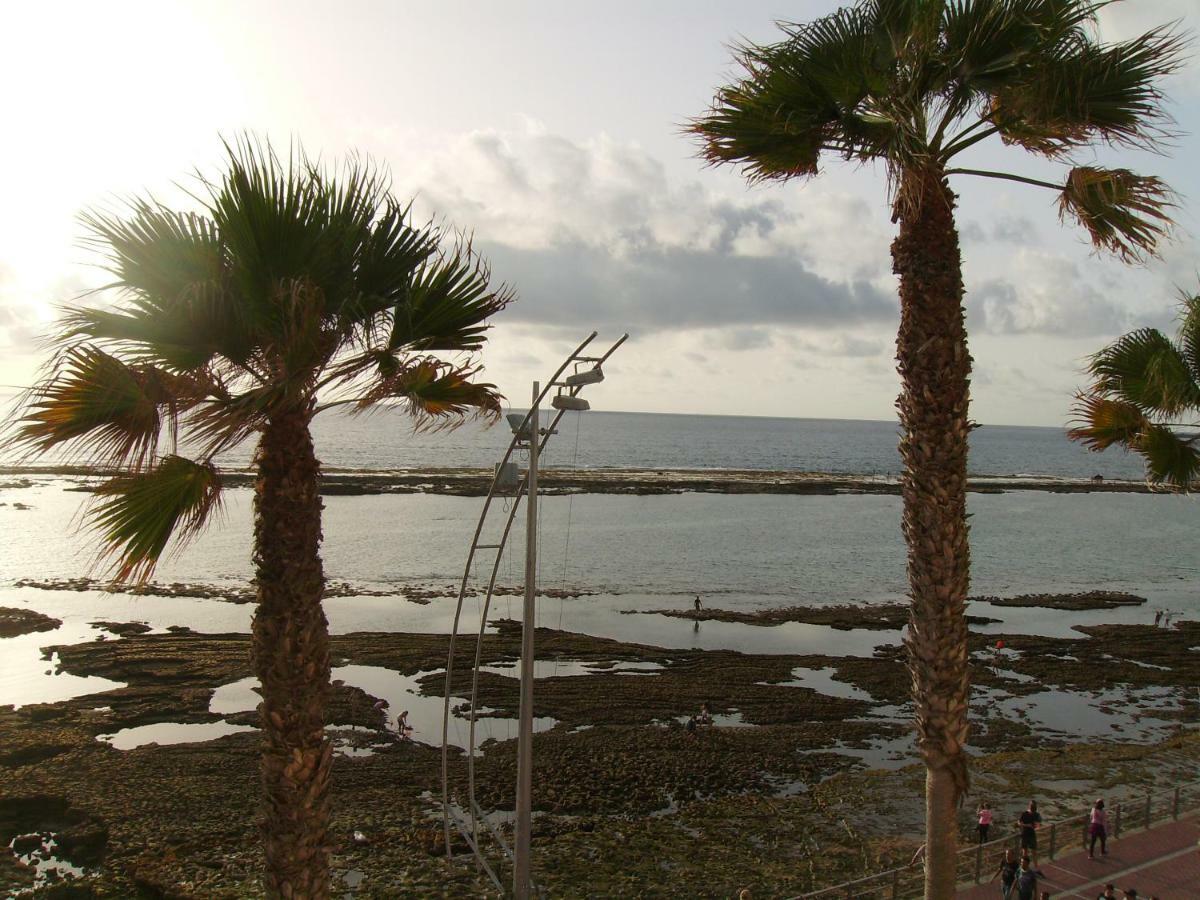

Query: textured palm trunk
[
  {"left": 252, "top": 406, "right": 332, "bottom": 899},
  {"left": 892, "top": 167, "right": 972, "bottom": 900}
]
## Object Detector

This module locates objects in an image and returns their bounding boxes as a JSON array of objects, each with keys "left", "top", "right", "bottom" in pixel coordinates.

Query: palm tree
[
  {"left": 689, "top": 2, "right": 1184, "bottom": 893},
  {"left": 1070, "top": 288, "right": 1200, "bottom": 489},
  {"left": 6, "top": 139, "right": 512, "bottom": 898}
]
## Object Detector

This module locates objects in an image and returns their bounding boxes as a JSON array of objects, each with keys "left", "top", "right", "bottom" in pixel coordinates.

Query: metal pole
[
  {"left": 514, "top": 382, "right": 539, "bottom": 900},
  {"left": 1048, "top": 823, "right": 1056, "bottom": 860},
  {"left": 1144, "top": 794, "right": 1151, "bottom": 831},
  {"left": 1114, "top": 803, "right": 1122, "bottom": 838},
  {"left": 1173, "top": 787, "right": 1181, "bottom": 819}
]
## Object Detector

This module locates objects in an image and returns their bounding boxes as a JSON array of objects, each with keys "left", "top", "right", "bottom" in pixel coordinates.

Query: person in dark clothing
[
  {"left": 1017, "top": 800, "right": 1042, "bottom": 866},
  {"left": 1014, "top": 856, "right": 1042, "bottom": 900},
  {"left": 694, "top": 594, "right": 703, "bottom": 612},
  {"left": 1089, "top": 798, "right": 1108, "bottom": 858},
  {"left": 991, "top": 848, "right": 1019, "bottom": 900}
]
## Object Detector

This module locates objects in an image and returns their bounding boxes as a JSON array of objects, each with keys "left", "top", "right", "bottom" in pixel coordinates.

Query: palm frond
[
  {"left": 76, "top": 201, "right": 266, "bottom": 371},
  {"left": 1176, "top": 290, "right": 1200, "bottom": 384},
  {"left": 87, "top": 455, "right": 223, "bottom": 582},
  {"left": 354, "top": 359, "right": 502, "bottom": 430},
  {"left": 1067, "top": 393, "right": 1150, "bottom": 451},
  {"left": 6, "top": 346, "right": 206, "bottom": 468},
  {"left": 1087, "top": 326, "right": 1200, "bottom": 415},
  {"left": 204, "top": 137, "right": 391, "bottom": 324},
  {"left": 179, "top": 386, "right": 283, "bottom": 458},
  {"left": 1136, "top": 423, "right": 1200, "bottom": 490},
  {"left": 990, "top": 23, "right": 1187, "bottom": 156},
  {"left": 386, "top": 239, "right": 514, "bottom": 353},
  {"left": 336, "top": 200, "right": 438, "bottom": 328},
  {"left": 1058, "top": 166, "right": 1174, "bottom": 262},
  {"left": 940, "top": 0, "right": 1046, "bottom": 93},
  {"left": 688, "top": 4, "right": 903, "bottom": 183}
]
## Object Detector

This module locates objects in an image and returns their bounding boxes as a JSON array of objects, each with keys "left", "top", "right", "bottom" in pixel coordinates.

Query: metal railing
[{"left": 796, "top": 777, "right": 1200, "bottom": 899}]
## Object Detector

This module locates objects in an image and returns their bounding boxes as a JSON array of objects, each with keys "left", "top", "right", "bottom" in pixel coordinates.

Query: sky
[{"left": 1, "top": 0, "right": 1197, "bottom": 427}]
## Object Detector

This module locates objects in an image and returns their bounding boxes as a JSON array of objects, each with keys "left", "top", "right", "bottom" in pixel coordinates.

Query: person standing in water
[{"left": 694, "top": 594, "right": 703, "bottom": 612}]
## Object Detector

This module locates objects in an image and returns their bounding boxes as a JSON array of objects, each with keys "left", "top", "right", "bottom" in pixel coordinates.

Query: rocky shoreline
[
  {"left": 0, "top": 464, "right": 1159, "bottom": 496},
  {"left": 1, "top": 602, "right": 1197, "bottom": 897}
]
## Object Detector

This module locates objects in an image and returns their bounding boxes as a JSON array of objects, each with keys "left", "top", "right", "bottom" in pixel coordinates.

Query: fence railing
[{"left": 795, "top": 778, "right": 1200, "bottom": 899}]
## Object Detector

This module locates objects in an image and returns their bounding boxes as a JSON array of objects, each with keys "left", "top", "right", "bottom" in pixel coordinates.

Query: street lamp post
[
  {"left": 440, "top": 332, "right": 628, "bottom": 896},
  {"left": 513, "top": 382, "right": 539, "bottom": 899}
]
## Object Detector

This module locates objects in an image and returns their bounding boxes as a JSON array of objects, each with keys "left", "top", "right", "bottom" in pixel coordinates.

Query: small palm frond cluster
[
  {"left": 5, "top": 139, "right": 513, "bottom": 578},
  {"left": 689, "top": 0, "right": 1186, "bottom": 258},
  {"left": 1070, "top": 290, "right": 1200, "bottom": 489}
]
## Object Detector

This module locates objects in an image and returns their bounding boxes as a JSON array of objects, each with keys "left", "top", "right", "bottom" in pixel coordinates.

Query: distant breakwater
[{"left": 1, "top": 465, "right": 1158, "bottom": 497}]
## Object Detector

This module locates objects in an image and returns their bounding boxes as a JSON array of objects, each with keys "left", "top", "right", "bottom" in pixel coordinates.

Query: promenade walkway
[{"left": 958, "top": 814, "right": 1199, "bottom": 898}]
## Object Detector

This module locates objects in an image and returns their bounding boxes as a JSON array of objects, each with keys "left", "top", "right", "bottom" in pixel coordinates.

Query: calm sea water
[
  {"left": 202, "top": 409, "right": 1146, "bottom": 480},
  {"left": 1, "top": 411, "right": 1194, "bottom": 747}
]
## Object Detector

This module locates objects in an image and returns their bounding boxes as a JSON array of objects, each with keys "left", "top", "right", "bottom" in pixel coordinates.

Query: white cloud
[
  {"left": 968, "top": 251, "right": 1134, "bottom": 336},
  {"left": 376, "top": 125, "right": 896, "bottom": 335}
]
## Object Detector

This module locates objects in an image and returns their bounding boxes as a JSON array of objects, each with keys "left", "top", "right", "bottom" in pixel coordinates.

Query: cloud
[
  {"left": 0, "top": 265, "right": 42, "bottom": 354},
  {"left": 715, "top": 327, "right": 773, "bottom": 352},
  {"left": 967, "top": 252, "right": 1133, "bottom": 336},
  {"left": 479, "top": 237, "right": 894, "bottom": 333},
  {"left": 991, "top": 216, "right": 1037, "bottom": 244},
  {"left": 383, "top": 126, "right": 897, "bottom": 337}
]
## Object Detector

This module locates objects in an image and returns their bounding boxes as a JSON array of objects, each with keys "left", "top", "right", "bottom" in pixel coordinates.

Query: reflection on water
[
  {"left": 0, "top": 620, "right": 126, "bottom": 708},
  {"left": 211, "top": 664, "right": 557, "bottom": 751},
  {"left": 773, "top": 666, "right": 875, "bottom": 703},
  {"left": 99, "top": 720, "right": 257, "bottom": 750}
]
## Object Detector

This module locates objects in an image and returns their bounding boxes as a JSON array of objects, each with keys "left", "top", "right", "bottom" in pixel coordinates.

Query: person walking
[
  {"left": 1014, "top": 856, "right": 1043, "bottom": 900},
  {"left": 991, "top": 848, "right": 1019, "bottom": 900},
  {"left": 1017, "top": 800, "right": 1042, "bottom": 867},
  {"left": 693, "top": 594, "right": 703, "bottom": 612},
  {"left": 978, "top": 801, "right": 994, "bottom": 843},
  {"left": 1089, "top": 799, "right": 1109, "bottom": 858}
]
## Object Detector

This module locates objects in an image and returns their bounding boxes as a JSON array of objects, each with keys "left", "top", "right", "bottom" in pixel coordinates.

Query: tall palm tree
[
  {"left": 1070, "top": 288, "right": 1200, "bottom": 489},
  {"left": 6, "top": 140, "right": 512, "bottom": 898},
  {"left": 690, "top": 2, "right": 1184, "bottom": 893}
]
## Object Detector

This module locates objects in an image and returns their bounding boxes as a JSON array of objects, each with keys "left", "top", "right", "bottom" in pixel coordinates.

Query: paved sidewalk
[{"left": 958, "top": 815, "right": 1199, "bottom": 898}]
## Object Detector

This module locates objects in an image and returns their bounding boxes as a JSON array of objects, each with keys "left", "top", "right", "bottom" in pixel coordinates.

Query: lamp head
[
  {"left": 564, "top": 366, "right": 604, "bottom": 387},
  {"left": 552, "top": 395, "right": 590, "bottom": 411}
]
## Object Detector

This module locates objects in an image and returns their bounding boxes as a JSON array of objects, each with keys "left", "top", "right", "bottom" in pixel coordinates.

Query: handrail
[{"left": 795, "top": 776, "right": 1200, "bottom": 899}]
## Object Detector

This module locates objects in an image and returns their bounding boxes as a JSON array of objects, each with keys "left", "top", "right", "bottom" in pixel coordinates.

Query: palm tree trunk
[
  {"left": 252, "top": 406, "right": 332, "bottom": 899},
  {"left": 892, "top": 167, "right": 972, "bottom": 899}
]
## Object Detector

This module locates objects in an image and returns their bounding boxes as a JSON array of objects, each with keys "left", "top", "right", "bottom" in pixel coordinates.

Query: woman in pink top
[
  {"left": 977, "top": 802, "right": 993, "bottom": 843},
  {"left": 1089, "top": 798, "right": 1108, "bottom": 858}
]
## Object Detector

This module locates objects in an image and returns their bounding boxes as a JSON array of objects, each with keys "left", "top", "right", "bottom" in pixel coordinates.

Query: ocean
[
  {"left": 1, "top": 409, "right": 1194, "bottom": 617},
  {"left": 1, "top": 409, "right": 1195, "bottom": 754},
  {"left": 215, "top": 408, "right": 1153, "bottom": 479}
]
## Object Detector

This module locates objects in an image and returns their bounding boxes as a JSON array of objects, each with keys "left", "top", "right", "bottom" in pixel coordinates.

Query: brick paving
[{"left": 958, "top": 815, "right": 1199, "bottom": 898}]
